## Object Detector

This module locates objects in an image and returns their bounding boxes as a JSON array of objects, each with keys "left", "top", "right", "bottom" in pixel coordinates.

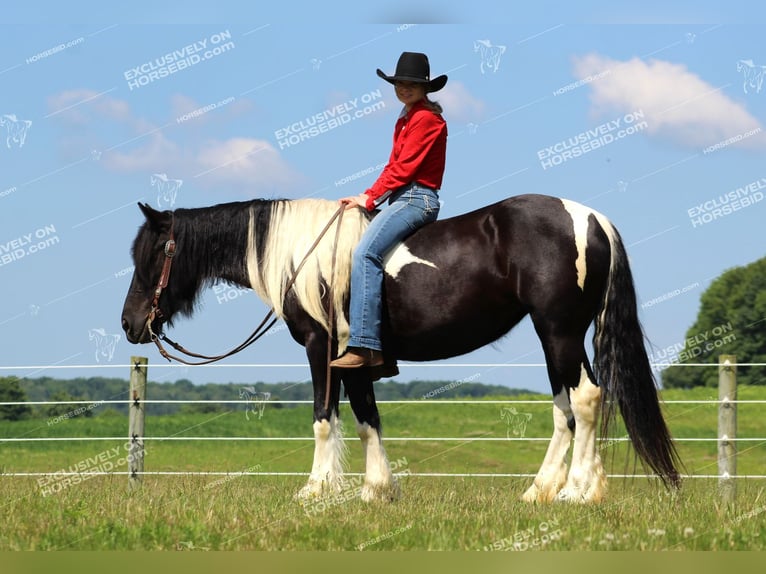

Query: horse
[
  {"left": 737, "top": 59, "right": 766, "bottom": 95},
  {"left": 150, "top": 173, "right": 183, "bottom": 209},
  {"left": 473, "top": 39, "right": 506, "bottom": 74},
  {"left": 120, "top": 193, "right": 681, "bottom": 503},
  {"left": 0, "top": 114, "right": 33, "bottom": 148},
  {"left": 88, "top": 327, "right": 121, "bottom": 363},
  {"left": 239, "top": 387, "right": 271, "bottom": 421}
]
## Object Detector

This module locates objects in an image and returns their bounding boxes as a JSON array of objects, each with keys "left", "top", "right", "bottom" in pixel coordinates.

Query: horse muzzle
[
  {"left": 121, "top": 307, "right": 164, "bottom": 344},
  {"left": 121, "top": 317, "right": 150, "bottom": 344}
]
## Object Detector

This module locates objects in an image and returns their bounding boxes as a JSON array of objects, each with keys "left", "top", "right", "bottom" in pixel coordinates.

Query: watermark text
[
  {"left": 124, "top": 30, "right": 235, "bottom": 90},
  {"left": 0, "top": 224, "right": 60, "bottom": 267},
  {"left": 538, "top": 110, "right": 647, "bottom": 170}
]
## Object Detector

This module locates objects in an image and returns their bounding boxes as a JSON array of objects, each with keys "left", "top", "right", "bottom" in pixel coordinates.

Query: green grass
[
  {"left": 1, "top": 387, "right": 765, "bottom": 550},
  {"left": 2, "top": 475, "right": 764, "bottom": 550}
]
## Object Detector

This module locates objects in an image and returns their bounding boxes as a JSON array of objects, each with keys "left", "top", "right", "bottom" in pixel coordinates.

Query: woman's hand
[{"left": 338, "top": 193, "right": 369, "bottom": 210}]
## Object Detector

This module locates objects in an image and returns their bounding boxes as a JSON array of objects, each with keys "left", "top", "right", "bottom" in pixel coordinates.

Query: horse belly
[{"left": 382, "top": 260, "right": 527, "bottom": 361}]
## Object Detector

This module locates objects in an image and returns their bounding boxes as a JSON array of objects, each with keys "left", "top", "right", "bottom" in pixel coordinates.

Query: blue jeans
[{"left": 347, "top": 183, "right": 440, "bottom": 351}]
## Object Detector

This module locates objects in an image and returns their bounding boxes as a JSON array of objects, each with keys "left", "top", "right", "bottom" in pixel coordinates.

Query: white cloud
[
  {"left": 572, "top": 53, "right": 765, "bottom": 150},
  {"left": 47, "top": 89, "right": 304, "bottom": 194},
  {"left": 48, "top": 89, "right": 131, "bottom": 124},
  {"left": 436, "top": 81, "right": 485, "bottom": 122},
  {"left": 194, "top": 138, "right": 306, "bottom": 191},
  {"left": 102, "top": 131, "right": 181, "bottom": 173}
]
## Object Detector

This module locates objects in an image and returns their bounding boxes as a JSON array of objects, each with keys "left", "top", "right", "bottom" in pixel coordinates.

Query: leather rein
[{"left": 145, "top": 205, "right": 346, "bottom": 411}]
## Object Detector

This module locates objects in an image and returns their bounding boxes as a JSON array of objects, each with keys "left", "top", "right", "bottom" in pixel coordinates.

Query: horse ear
[{"left": 138, "top": 202, "right": 170, "bottom": 230}]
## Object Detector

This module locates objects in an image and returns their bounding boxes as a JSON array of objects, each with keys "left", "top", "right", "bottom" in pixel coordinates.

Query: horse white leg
[
  {"left": 356, "top": 419, "right": 399, "bottom": 502},
  {"left": 296, "top": 412, "right": 347, "bottom": 499},
  {"left": 522, "top": 388, "right": 573, "bottom": 502},
  {"left": 557, "top": 365, "right": 607, "bottom": 503}
]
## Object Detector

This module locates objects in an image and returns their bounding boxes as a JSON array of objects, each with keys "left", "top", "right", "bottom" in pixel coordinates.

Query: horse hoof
[
  {"left": 360, "top": 481, "right": 400, "bottom": 503},
  {"left": 294, "top": 485, "right": 318, "bottom": 501},
  {"left": 522, "top": 482, "right": 563, "bottom": 503},
  {"left": 555, "top": 487, "right": 604, "bottom": 504},
  {"left": 555, "top": 488, "right": 581, "bottom": 503},
  {"left": 295, "top": 480, "right": 331, "bottom": 501},
  {"left": 521, "top": 484, "right": 540, "bottom": 503}
]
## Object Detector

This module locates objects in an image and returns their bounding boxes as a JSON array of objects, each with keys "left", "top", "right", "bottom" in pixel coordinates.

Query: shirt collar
[{"left": 399, "top": 99, "right": 428, "bottom": 120}]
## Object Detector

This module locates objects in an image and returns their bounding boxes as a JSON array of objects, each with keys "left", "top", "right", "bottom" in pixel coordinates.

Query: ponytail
[{"left": 422, "top": 96, "right": 443, "bottom": 114}]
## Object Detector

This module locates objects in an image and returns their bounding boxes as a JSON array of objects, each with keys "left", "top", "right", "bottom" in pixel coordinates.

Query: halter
[{"left": 143, "top": 205, "right": 346, "bottom": 412}]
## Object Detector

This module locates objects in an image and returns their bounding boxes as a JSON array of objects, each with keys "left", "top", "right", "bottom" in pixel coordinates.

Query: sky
[{"left": 1, "top": 2, "right": 765, "bottom": 394}]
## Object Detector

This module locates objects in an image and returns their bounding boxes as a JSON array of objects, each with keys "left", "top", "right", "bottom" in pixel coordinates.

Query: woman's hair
[{"left": 422, "top": 96, "right": 443, "bottom": 114}]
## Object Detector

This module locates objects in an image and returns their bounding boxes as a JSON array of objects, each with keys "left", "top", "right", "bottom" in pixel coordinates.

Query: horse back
[{"left": 382, "top": 194, "right": 613, "bottom": 359}]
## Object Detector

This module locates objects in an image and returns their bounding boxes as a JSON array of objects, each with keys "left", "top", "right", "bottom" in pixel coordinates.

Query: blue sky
[{"left": 1, "top": 3, "right": 765, "bottom": 393}]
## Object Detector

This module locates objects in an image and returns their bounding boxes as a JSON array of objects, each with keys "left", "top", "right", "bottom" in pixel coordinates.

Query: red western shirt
[{"left": 363, "top": 100, "right": 447, "bottom": 211}]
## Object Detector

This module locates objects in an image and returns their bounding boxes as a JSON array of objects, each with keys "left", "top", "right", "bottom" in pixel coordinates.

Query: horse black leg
[
  {"left": 296, "top": 331, "right": 347, "bottom": 500},
  {"left": 343, "top": 369, "right": 400, "bottom": 501},
  {"left": 524, "top": 317, "right": 606, "bottom": 503}
]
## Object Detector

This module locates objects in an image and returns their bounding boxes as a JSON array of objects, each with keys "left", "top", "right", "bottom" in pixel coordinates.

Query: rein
[{"left": 146, "top": 205, "right": 346, "bottom": 411}]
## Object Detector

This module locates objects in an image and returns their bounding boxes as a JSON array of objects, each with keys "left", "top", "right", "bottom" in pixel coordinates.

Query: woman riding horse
[{"left": 331, "top": 52, "right": 447, "bottom": 369}]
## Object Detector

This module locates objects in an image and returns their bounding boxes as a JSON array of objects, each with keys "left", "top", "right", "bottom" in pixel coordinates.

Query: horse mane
[
  {"left": 246, "top": 199, "right": 369, "bottom": 349},
  {"left": 131, "top": 200, "right": 259, "bottom": 324}
]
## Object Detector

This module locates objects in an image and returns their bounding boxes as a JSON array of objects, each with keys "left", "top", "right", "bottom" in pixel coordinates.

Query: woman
[{"left": 330, "top": 51, "right": 448, "bottom": 369}]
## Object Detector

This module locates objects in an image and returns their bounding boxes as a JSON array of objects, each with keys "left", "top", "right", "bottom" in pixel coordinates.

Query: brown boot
[{"left": 329, "top": 347, "right": 384, "bottom": 368}]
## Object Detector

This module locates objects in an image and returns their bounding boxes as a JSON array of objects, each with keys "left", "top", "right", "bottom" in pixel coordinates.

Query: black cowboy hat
[{"left": 376, "top": 51, "right": 448, "bottom": 93}]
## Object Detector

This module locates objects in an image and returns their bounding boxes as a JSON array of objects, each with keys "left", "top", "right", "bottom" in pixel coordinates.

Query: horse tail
[{"left": 592, "top": 223, "right": 682, "bottom": 488}]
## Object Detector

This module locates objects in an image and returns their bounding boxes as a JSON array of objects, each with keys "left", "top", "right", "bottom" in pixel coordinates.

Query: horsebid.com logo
[
  {"left": 687, "top": 177, "right": 765, "bottom": 228},
  {"left": 0, "top": 224, "right": 60, "bottom": 267},
  {"left": 274, "top": 89, "right": 386, "bottom": 150},
  {"left": 123, "top": 30, "right": 235, "bottom": 90},
  {"left": 537, "top": 110, "right": 647, "bottom": 170},
  {"left": 650, "top": 322, "right": 736, "bottom": 368},
  {"left": 37, "top": 442, "right": 146, "bottom": 497}
]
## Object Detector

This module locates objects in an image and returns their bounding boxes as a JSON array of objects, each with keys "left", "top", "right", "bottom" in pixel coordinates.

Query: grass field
[{"left": 1, "top": 386, "right": 765, "bottom": 550}]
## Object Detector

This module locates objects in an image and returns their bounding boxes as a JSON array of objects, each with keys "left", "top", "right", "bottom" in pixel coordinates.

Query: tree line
[{"left": 0, "top": 376, "right": 533, "bottom": 421}]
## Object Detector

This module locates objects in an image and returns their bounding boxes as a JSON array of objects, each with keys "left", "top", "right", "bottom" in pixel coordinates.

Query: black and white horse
[{"left": 121, "top": 194, "right": 681, "bottom": 503}]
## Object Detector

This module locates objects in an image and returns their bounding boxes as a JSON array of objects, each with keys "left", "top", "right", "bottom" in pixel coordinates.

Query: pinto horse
[{"left": 121, "top": 194, "right": 681, "bottom": 503}]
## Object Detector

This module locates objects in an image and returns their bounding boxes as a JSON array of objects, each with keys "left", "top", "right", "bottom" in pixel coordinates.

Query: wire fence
[{"left": 2, "top": 361, "right": 765, "bottom": 479}]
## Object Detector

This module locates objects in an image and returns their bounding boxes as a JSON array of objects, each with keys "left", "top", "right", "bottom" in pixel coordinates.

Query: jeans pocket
[{"left": 422, "top": 192, "right": 439, "bottom": 220}]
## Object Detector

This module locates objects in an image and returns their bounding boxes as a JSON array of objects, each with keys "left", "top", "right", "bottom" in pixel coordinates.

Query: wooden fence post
[
  {"left": 129, "top": 356, "right": 148, "bottom": 489},
  {"left": 718, "top": 354, "right": 737, "bottom": 504}
]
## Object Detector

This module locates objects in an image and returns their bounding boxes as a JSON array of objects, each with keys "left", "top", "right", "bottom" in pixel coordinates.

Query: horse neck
[{"left": 175, "top": 203, "right": 254, "bottom": 289}]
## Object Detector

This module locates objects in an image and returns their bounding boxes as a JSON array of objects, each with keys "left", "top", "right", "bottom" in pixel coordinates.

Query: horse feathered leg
[
  {"left": 343, "top": 370, "right": 399, "bottom": 502},
  {"left": 357, "top": 419, "right": 400, "bottom": 502},
  {"left": 522, "top": 388, "right": 572, "bottom": 502},
  {"left": 296, "top": 332, "right": 347, "bottom": 500},
  {"left": 557, "top": 364, "right": 607, "bottom": 503},
  {"left": 527, "top": 315, "right": 606, "bottom": 504},
  {"left": 297, "top": 410, "right": 348, "bottom": 500}
]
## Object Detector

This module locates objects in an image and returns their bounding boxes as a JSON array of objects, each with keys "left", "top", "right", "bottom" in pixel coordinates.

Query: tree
[
  {"left": 0, "top": 377, "right": 33, "bottom": 421},
  {"left": 44, "top": 391, "right": 95, "bottom": 419},
  {"left": 662, "top": 257, "right": 766, "bottom": 388}
]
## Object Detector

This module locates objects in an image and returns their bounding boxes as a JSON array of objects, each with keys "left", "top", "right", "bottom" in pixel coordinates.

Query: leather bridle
[{"left": 145, "top": 215, "right": 176, "bottom": 342}]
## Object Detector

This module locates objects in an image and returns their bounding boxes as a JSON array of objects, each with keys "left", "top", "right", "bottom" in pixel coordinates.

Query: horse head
[
  {"left": 121, "top": 203, "right": 195, "bottom": 344},
  {"left": 737, "top": 59, "right": 754, "bottom": 71}
]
